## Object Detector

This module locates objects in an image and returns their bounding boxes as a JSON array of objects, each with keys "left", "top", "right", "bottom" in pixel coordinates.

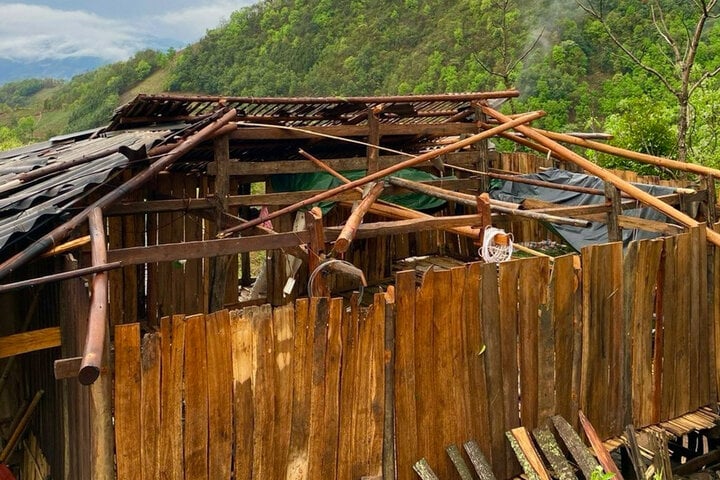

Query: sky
[{"left": 0, "top": 1, "right": 258, "bottom": 63}]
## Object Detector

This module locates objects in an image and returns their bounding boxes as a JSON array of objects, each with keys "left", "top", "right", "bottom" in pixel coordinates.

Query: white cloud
[
  {"left": 0, "top": 3, "right": 143, "bottom": 61},
  {"left": 149, "top": 0, "right": 255, "bottom": 43}
]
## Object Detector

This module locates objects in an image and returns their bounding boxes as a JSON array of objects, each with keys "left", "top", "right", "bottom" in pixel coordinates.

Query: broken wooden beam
[
  {"left": 578, "top": 411, "right": 624, "bottom": 480},
  {"left": 78, "top": 208, "right": 109, "bottom": 385},
  {"left": 507, "top": 427, "right": 552, "bottom": 480},
  {"left": 333, "top": 182, "right": 385, "bottom": 254},
  {"left": 218, "top": 110, "right": 546, "bottom": 237},
  {"left": 482, "top": 106, "right": 720, "bottom": 247}
]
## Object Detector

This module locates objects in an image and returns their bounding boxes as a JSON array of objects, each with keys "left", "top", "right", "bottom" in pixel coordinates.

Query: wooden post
[
  {"left": 704, "top": 175, "right": 717, "bottom": 225},
  {"left": 367, "top": 109, "right": 380, "bottom": 174},
  {"left": 473, "top": 102, "right": 491, "bottom": 192},
  {"left": 382, "top": 287, "right": 396, "bottom": 480},
  {"left": 209, "top": 134, "right": 232, "bottom": 313},
  {"left": 476, "top": 193, "right": 492, "bottom": 246},
  {"left": 238, "top": 183, "right": 253, "bottom": 287},
  {"left": 605, "top": 183, "right": 622, "bottom": 242},
  {"left": 90, "top": 322, "right": 114, "bottom": 480},
  {"left": 333, "top": 182, "right": 385, "bottom": 254},
  {"left": 306, "top": 208, "right": 329, "bottom": 297}
]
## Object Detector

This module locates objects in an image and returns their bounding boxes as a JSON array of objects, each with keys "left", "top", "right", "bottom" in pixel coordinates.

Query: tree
[
  {"left": 472, "top": 0, "right": 545, "bottom": 96},
  {"left": 576, "top": 0, "right": 720, "bottom": 162}
]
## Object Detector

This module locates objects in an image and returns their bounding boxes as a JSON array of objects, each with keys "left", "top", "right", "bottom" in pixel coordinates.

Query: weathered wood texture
[
  {"left": 113, "top": 227, "right": 719, "bottom": 479},
  {"left": 115, "top": 297, "right": 384, "bottom": 480}
]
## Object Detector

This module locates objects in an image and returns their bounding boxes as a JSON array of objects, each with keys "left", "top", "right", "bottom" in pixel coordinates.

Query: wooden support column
[
  {"left": 83, "top": 208, "right": 114, "bottom": 479},
  {"left": 306, "top": 207, "right": 329, "bottom": 297},
  {"left": 238, "top": 183, "right": 253, "bottom": 286},
  {"left": 209, "top": 134, "right": 232, "bottom": 313},
  {"left": 473, "top": 102, "right": 491, "bottom": 193},
  {"left": 605, "top": 183, "right": 622, "bottom": 242},
  {"left": 704, "top": 175, "right": 717, "bottom": 225},
  {"left": 476, "top": 193, "right": 492, "bottom": 246},
  {"left": 367, "top": 109, "right": 380, "bottom": 174}
]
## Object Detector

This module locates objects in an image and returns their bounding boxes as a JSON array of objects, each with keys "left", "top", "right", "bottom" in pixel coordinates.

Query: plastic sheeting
[{"left": 490, "top": 168, "right": 679, "bottom": 251}]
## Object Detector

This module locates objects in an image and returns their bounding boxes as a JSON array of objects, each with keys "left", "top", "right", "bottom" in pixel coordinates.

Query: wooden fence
[{"left": 114, "top": 226, "right": 718, "bottom": 480}]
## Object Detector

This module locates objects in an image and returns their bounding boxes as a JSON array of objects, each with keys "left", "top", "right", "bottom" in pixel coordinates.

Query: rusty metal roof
[{"left": 0, "top": 131, "right": 165, "bottom": 252}]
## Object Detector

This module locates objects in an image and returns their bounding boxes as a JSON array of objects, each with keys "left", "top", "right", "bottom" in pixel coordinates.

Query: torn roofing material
[{"left": 0, "top": 131, "right": 165, "bottom": 251}]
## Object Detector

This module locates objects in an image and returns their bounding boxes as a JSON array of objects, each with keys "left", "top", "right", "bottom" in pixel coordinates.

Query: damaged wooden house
[{"left": 0, "top": 90, "right": 720, "bottom": 480}]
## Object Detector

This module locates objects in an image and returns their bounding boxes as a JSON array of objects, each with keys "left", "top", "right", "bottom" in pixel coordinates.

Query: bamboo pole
[
  {"left": 333, "top": 182, "right": 386, "bottom": 254},
  {"left": 481, "top": 106, "right": 720, "bottom": 247},
  {"left": 0, "top": 108, "right": 238, "bottom": 281},
  {"left": 218, "top": 110, "right": 545, "bottom": 237},
  {"left": 78, "top": 208, "right": 108, "bottom": 386}
]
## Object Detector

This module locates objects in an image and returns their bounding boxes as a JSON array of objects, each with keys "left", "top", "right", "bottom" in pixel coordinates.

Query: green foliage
[{"left": 589, "top": 466, "right": 615, "bottom": 480}]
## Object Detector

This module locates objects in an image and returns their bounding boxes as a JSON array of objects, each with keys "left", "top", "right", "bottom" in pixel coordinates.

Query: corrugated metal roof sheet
[
  {"left": 106, "top": 92, "right": 513, "bottom": 131},
  {"left": 0, "top": 131, "right": 165, "bottom": 251}
]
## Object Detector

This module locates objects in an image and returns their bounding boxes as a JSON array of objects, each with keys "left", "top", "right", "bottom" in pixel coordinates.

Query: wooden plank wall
[
  {"left": 114, "top": 297, "right": 385, "bottom": 480},
  {"left": 114, "top": 226, "right": 718, "bottom": 480}
]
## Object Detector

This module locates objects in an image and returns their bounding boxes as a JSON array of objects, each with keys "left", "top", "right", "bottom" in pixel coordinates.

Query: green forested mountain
[{"left": 2, "top": 0, "right": 720, "bottom": 169}]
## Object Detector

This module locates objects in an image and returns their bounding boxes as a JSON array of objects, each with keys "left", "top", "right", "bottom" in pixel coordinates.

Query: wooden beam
[
  {"left": 78, "top": 208, "right": 109, "bottom": 385},
  {"left": 107, "top": 230, "right": 311, "bottom": 266},
  {"left": 0, "top": 327, "right": 61, "bottom": 359},
  {"left": 214, "top": 151, "right": 479, "bottom": 176},
  {"left": 104, "top": 178, "right": 477, "bottom": 214},
  {"left": 228, "top": 122, "right": 478, "bottom": 141},
  {"left": 367, "top": 110, "right": 380, "bottom": 173},
  {"left": 333, "top": 182, "right": 385, "bottom": 254}
]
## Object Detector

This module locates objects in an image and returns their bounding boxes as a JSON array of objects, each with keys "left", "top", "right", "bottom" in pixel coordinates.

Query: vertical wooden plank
[
  {"left": 273, "top": 303, "right": 296, "bottom": 480},
  {"left": 230, "top": 309, "right": 254, "bottom": 480},
  {"left": 518, "top": 257, "right": 550, "bottom": 431},
  {"left": 481, "top": 262, "right": 506, "bottom": 479},
  {"left": 337, "top": 296, "right": 360, "bottom": 480},
  {"left": 674, "top": 232, "right": 692, "bottom": 416},
  {"left": 463, "top": 263, "right": 492, "bottom": 457},
  {"left": 184, "top": 175, "right": 204, "bottom": 314},
  {"left": 252, "top": 304, "right": 276, "bottom": 479},
  {"left": 580, "top": 242, "right": 624, "bottom": 438},
  {"left": 114, "top": 323, "right": 141, "bottom": 480},
  {"left": 159, "top": 314, "right": 185, "bottom": 480},
  {"left": 306, "top": 298, "right": 328, "bottom": 479},
  {"left": 394, "top": 270, "right": 417, "bottom": 480},
  {"left": 624, "top": 238, "right": 663, "bottom": 427},
  {"left": 430, "top": 267, "right": 466, "bottom": 479},
  {"left": 140, "top": 333, "right": 161, "bottom": 480},
  {"left": 353, "top": 294, "right": 385, "bottom": 478},
  {"left": 498, "top": 259, "right": 521, "bottom": 475},
  {"left": 286, "top": 299, "right": 312, "bottom": 480},
  {"left": 206, "top": 310, "right": 233, "bottom": 479},
  {"left": 108, "top": 214, "right": 124, "bottom": 325},
  {"left": 660, "top": 236, "right": 678, "bottom": 420},
  {"left": 156, "top": 175, "right": 175, "bottom": 318},
  {"left": 415, "top": 269, "right": 436, "bottom": 473},
  {"left": 692, "top": 227, "right": 710, "bottom": 409},
  {"left": 184, "top": 313, "right": 208, "bottom": 480},
  {"left": 320, "top": 298, "right": 343, "bottom": 479}
]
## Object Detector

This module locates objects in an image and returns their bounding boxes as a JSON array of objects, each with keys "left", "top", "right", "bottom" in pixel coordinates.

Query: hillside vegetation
[{"left": 2, "top": 0, "right": 720, "bottom": 170}]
